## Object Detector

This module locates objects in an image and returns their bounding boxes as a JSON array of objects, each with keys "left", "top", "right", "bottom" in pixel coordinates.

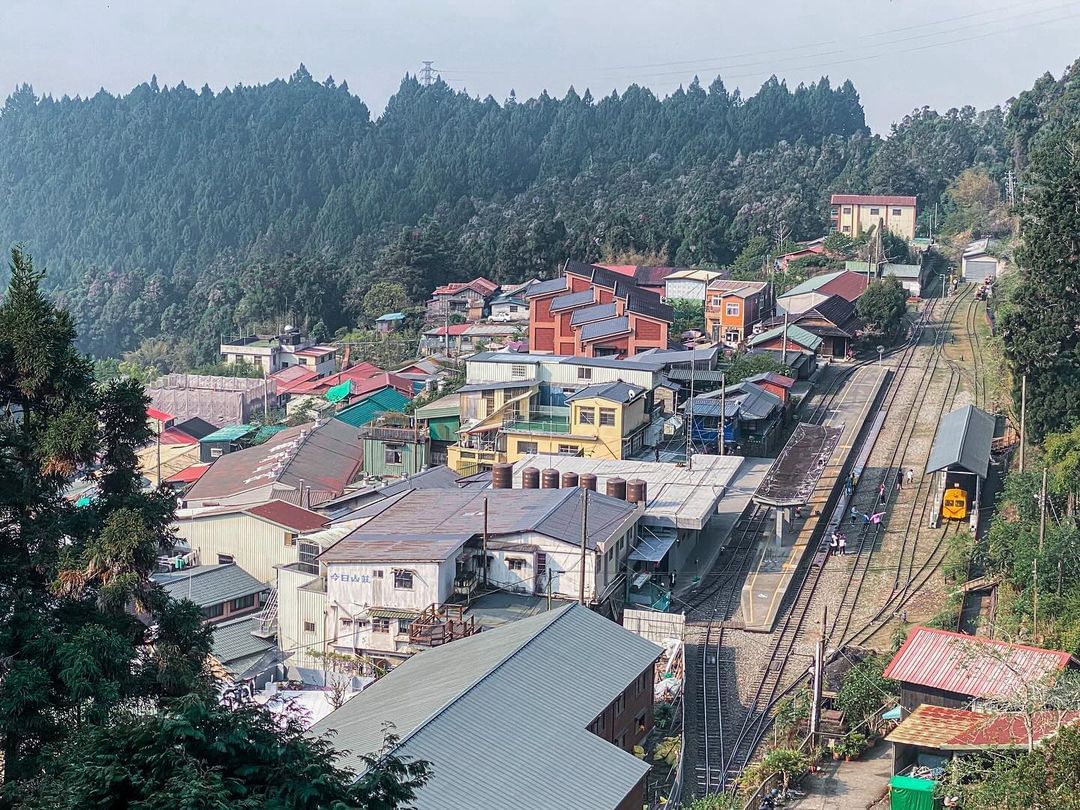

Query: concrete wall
[
  {"left": 174, "top": 512, "right": 297, "bottom": 584},
  {"left": 325, "top": 560, "right": 450, "bottom": 613}
]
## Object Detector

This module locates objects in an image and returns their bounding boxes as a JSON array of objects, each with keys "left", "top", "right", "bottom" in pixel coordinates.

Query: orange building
[
  {"left": 704, "top": 279, "right": 773, "bottom": 346},
  {"left": 526, "top": 261, "right": 673, "bottom": 358}
]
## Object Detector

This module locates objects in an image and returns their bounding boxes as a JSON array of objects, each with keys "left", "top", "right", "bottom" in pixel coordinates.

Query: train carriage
[{"left": 940, "top": 483, "right": 969, "bottom": 521}]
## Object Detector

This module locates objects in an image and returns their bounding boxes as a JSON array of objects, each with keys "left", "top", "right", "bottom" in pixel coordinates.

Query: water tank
[
  {"left": 491, "top": 463, "right": 513, "bottom": 490},
  {"left": 606, "top": 476, "right": 627, "bottom": 500},
  {"left": 627, "top": 479, "right": 648, "bottom": 505},
  {"left": 580, "top": 473, "right": 597, "bottom": 491},
  {"left": 560, "top": 471, "right": 579, "bottom": 489},
  {"left": 541, "top": 469, "right": 561, "bottom": 489},
  {"left": 522, "top": 467, "right": 540, "bottom": 489}
]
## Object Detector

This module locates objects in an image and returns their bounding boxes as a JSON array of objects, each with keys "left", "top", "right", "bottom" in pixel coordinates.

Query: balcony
[
  {"left": 408, "top": 603, "right": 478, "bottom": 648},
  {"left": 503, "top": 406, "right": 572, "bottom": 435}
]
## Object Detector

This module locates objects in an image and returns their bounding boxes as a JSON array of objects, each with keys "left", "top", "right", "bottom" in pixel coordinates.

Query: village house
[
  {"left": 746, "top": 323, "right": 825, "bottom": 362},
  {"left": 311, "top": 604, "right": 661, "bottom": 810},
  {"left": 883, "top": 262, "right": 929, "bottom": 297},
  {"left": 594, "top": 263, "right": 683, "bottom": 296},
  {"left": 704, "top": 279, "right": 774, "bottom": 346},
  {"left": 412, "top": 392, "right": 461, "bottom": 466},
  {"left": 419, "top": 322, "right": 520, "bottom": 356},
  {"left": 685, "top": 380, "right": 785, "bottom": 457},
  {"left": 148, "top": 373, "right": 273, "bottom": 427},
  {"left": 426, "top": 276, "right": 500, "bottom": 321},
  {"left": 831, "top": 193, "right": 917, "bottom": 241},
  {"left": 663, "top": 268, "right": 727, "bottom": 302},
  {"left": 761, "top": 295, "right": 863, "bottom": 359},
  {"left": 526, "top": 261, "right": 673, "bottom": 358},
  {"left": 375, "top": 312, "right": 406, "bottom": 333},
  {"left": 775, "top": 270, "right": 869, "bottom": 316},
  {"left": 220, "top": 326, "right": 337, "bottom": 377}
]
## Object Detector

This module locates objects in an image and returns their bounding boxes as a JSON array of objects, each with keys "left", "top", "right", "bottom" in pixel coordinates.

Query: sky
[{"left": 2, "top": 0, "right": 1079, "bottom": 132}]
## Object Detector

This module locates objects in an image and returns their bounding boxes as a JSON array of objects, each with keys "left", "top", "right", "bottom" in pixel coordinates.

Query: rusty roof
[
  {"left": 831, "top": 194, "right": 917, "bottom": 206},
  {"left": 886, "top": 704, "right": 1080, "bottom": 750},
  {"left": 324, "top": 532, "right": 475, "bottom": 563},
  {"left": 246, "top": 500, "right": 329, "bottom": 532},
  {"left": 319, "top": 487, "right": 637, "bottom": 563},
  {"left": 883, "top": 626, "right": 1074, "bottom": 700}
]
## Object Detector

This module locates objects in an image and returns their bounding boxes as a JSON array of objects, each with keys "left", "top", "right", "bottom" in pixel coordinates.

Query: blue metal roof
[{"left": 376, "top": 312, "right": 407, "bottom": 321}]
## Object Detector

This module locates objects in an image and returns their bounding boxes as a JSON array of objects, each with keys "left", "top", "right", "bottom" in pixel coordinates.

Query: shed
[
  {"left": 925, "top": 404, "right": 995, "bottom": 529},
  {"left": 888, "top": 774, "right": 939, "bottom": 810},
  {"left": 883, "top": 263, "right": 926, "bottom": 297},
  {"left": 198, "top": 424, "right": 257, "bottom": 463},
  {"left": 961, "top": 239, "right": 1000, "bottom": 283},
  {"left": 334, "top": 387, "right": 411, "bottom": 429},
  {"left": 376, "top": 312, "right": 406, "bottom": 334}
]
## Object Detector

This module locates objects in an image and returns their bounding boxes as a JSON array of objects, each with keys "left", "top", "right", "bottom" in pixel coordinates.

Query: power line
[{"left": 419, "top": 60, "right": 437, "bottom": 87}]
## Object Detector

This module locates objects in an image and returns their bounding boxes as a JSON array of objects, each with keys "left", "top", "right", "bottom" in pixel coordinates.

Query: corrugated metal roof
[
  {"left": 580, "top": 316, "right": 631, "bottom": 341},
  {"left": 569, "top": 302, "right": 619, "bottom": 326},
  {"left": 549, "top": 290, "right": 596, "bottom": 312},
  {"left": 312, "top": 603, "right": 660, "bottom": 810},
  {"left": 883, "top": 263, "right": 923, "bottom": 279},
  {"left": 154, "top": 564, "right": 268, "bottom": 608},
  {"left": 200, "top": 424, "right": 257, "bottom": 443},
  {"left": 778, "top": 270, "right": 844, "bottom": 298},
  {"left": 925, "top": 405, "right": 995, "bottom": 478},
  {"left": 525, "top": 277, "right": 569, "bottom": 297},
  {"left": 747, "top": 323, "right": 824, "bottom": 351},
  {"left": 334, "top": 387, "right": 411, "bottom": 428},
  {"left": 324, "top": 533, "right": 474, "bottom": 563},
  {"left": 883, "top": 625, "right": 1073, "bottom": 700},
  {"left": 211, "top": 615, "right": 275, "bottom": 668},
  {"left": 886, "top": 704, "right": 1080, "bottom": 750},
  {"left": 251, "top": 424, "right": 288, "bottom": 445},
  {"left": 413, "top": 393, "right": 460, "bottom": 419},
  {"left": 246, "top": 500, "right": 328, "bottom": 532},
  {"left": 831, "top": 194, "right": 917, "bottom": 206},
  {"left": 376, "top": 312, "right": 407, "bottom": 321},
  {"left": 565, "top": 381, "right": 645, "bottom": 404},
  {"left": 319, "top": 488, "right": 637, "bottom": 562}
]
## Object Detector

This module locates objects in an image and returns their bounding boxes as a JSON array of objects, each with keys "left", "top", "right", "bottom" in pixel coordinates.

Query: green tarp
[
  {"left": 890, "top": 775, "right": 940, "bottom": 810},
  {"left": 325, "top": 380, "right": 352, "bottom": 403}
]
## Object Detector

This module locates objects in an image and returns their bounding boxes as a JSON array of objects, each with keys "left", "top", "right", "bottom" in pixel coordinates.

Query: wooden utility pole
[
  {"left": 482, "top": 496, "right": 489, "bottom": 588},
  {"left": 1033, "top": 557, "right": 1039, "bottom": 642},
  {"left": 1019, "top": 375, "right": 1027, "bottom": 473},
  {"left": 719, "top": 373, "right": 726, "bottom": 457},
  {"left": 1039, "top": 467, "right": 1048, "bottom": 552},
  {"left": 810, "top": 605, "right": 827, "bottom": 743},
  {"left": 578, "top": 487, "right": 589, "bottom": 606},
  {"left": 781, "top": 310, "right": 789, "bottom": 368}
]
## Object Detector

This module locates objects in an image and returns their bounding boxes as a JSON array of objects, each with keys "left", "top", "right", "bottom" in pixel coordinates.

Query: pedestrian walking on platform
[
  {"left": 907, "top": 468, "right": 914, "bottom": 486},
  {"left": 838, "top": 534, "right": 847, "bottom": 556},
  {"left": 895, "top": 472, "right": 902, "bottom": 492},
  {"left": 850, "top": 506, "right": 859, "bottom": 525},
  {"left": 879, "top": 482, "right": 886, "bottom": 503}
]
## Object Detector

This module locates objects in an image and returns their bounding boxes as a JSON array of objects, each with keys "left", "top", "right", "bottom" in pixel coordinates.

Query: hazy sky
[{"left": 3, "top": 0, "right": 1079, "bottom": 132}]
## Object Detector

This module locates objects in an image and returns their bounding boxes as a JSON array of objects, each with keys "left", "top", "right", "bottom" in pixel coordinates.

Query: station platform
[{"left": 740, "top": 365, "right": 889, "bottom": 632}]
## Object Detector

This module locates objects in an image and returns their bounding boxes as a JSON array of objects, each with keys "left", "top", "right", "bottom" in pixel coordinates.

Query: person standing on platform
[
  {"left": 879, "top": 481, "right": 886, "bottom": 503},
  {"left": 838, "top": 533, "right": 847, "bottom": 556},
  {"left": 829, "top": 532, "right": 839, "bottom": 555},
  {"left": 895, "top": 471, "right": 903, "bottom": 492}
]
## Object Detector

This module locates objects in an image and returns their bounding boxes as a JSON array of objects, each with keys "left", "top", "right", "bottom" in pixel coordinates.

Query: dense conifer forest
[{"left": 0, "top": 62, "right": 1066, "bottom": 361}]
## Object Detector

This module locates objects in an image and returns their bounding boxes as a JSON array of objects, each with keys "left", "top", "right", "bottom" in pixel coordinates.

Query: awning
[
  {"left": 368, "top": 607, "right": 421, "bottom": 620},
  {"left": 325, "top": 380, "right": 352, "bottom": 403},
  {"left": 629, "top": 529, "right": 678, "bottom": 562}
]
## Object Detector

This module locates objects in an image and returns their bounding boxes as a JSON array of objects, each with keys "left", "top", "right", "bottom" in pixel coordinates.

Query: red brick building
[{"left": 527, "top": 261, "right": 674, "bottom": 358}]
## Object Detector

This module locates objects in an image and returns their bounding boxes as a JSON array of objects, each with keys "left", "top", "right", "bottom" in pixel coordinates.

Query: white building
[
  {"left": 663, "top": 268, "right": 725, "bottom": 303},
  {"left": 219, "top": 326, "right": 337, "bottom": 376},
  {"left": 961, "top": 239, "right": 1001, "bottom": 283},
  {"left": 464, "top": 352, "right": 667, "bottom": 392}
]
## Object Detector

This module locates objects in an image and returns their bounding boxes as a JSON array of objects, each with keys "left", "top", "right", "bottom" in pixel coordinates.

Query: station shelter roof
[{"left": 925, "top": 404, "right": 995, "bottom": 479}]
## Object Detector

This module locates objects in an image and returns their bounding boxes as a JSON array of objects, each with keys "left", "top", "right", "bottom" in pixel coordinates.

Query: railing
[
  {"left": 359, "top": 424, "right": 429, "bottom": 443},
  {"left": 408, "top": 603, "right": 478, "bottom": 647},
  {"left": 256, "top": 589, "right": 278, "bottom": 636},
  {"left": 503, "top": 417, "right": 572, "bottom": 434}
]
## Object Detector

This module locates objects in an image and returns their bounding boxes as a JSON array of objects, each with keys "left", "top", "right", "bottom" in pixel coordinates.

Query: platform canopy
[
  {"left": 753, "top": 422, "right": 843, "bottom": 507},
  {"left": 925, "top": 404, "right": 995, "bottom": 479}
]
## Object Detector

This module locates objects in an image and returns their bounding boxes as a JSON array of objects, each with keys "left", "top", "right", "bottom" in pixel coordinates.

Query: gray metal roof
[
  {"left": 685, "top": 396, "right": 740, "bottom": 418},
  {"left": 549, "top": 290, "right": 595, "bottom": 311},
  {"left": 565, "top": 381, "right": 646, "bottom": 404},
  {"left": 925, "top": 404, "right": 995, "bottom": 479},
  {"left": 525, "top": 277, "right": 569, "bottom": 297},
  {"left": 580, "top": 316, "right": 631, "bottom": 341},
  {"left": 458, "top": 380, "right": 537, "bottom": 393},
  {"left": 312, "top": 603, "right": 660, "bottom": 809},
  {"left": 569, "top": 302, "right": 619, "bottom": 325},
  {"left": 725, "top": 381, "right": 782, "bottom": 420},
  {"left": 466, "top": 352, "right": 665, "bottom": 372},
  {"left": 322, "top": 532, "right": 474, "bottom": 564},
  {"left": 211, "top": 615, "right": 274, "bottom": 668},
  {"left": 320, "top": 488, "right": 637, "bottom": 562},
  {"left": 154, "top": 564, "right": 268, "bottom": 608}
]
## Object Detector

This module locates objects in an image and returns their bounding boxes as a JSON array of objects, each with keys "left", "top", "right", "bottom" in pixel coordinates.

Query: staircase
[{"left": 255, "top": 588, "right": 278, "bottom": 637}]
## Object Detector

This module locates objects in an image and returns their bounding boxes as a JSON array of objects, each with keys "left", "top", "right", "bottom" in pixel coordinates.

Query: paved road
[{"left": 786, "top": 742, "right": 891, "bottom": 810}]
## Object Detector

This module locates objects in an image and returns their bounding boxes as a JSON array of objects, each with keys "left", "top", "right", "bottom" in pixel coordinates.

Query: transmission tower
[{"left": 419, "top": 61, "right": 436, "bottom": 86}]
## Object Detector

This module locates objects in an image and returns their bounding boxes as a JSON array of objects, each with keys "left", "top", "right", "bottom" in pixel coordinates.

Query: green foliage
[
  {"left": 23, "top": 696, "right": 430, "bottom": 809},
  {"left": 725, "top": 351, "right": 794, "bottom": 384},
  {"left": 672, "top": 299, "right": 705, "bottom": 335},
  {"left": 191, "top": 359, "right": 265, "bottom": 378},
  {"left": 1000, "top": 121, "right": 1080, "bottom": 442},
  {"left": 739, "top": 746, "right": 810, "bottom": 794},
  {"left": 836, "top": 656, "right": 897, "bottom": 730},
  {"left": 856, "top": 276, "right": 908, "bottom": 336},
  {"left": 941, "top": 167, "right": 1008, "bottom": 236},
  {"left": 363, "top": 281, "right": 411, "bottom": 322},
  {"left": 822, "top": 232, "right": 858, "bottom": 258},
  {"left": 682, "top": 794, "right": 742, "bottom": 810}
]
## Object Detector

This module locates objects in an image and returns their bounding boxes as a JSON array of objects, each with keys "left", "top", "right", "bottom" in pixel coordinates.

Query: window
[
  {"left": 843, "top": 206, "right": 852, "bottom": 214},
  {"left": 557, "top": 444, "right": 580, "bottom": 456},
  {"left": 577, "top": 366, "right": 593, "bottom": 380},
  {"left": 372, "top": 618, "right": 391, "bottom": 633},
  {"left": 373, "top": 569, "right": 384, "bottom": 579},
  {"left": 831, "top": 206, "right": 839, "bottom": 217},
  {"left": 398, "top": 618, "right": 412, "bottom": 634},
  {"left": 636, "top": 712, "right": 647, "bottom": 734},
  {"left": 869, "top": 207, "right": 880, "bottom": 215},
  {"left": 536, "top": 553, "right": 547, "bottom": 576},
  {"left": 202, "top": 603, "right": 224, "bottom": 620},
  {"left": 725, "top": 329, "right": 741, "bottom": 344},
  {"left": 298, "top": 541, "right": 321, "bottom": 575},
  {"left": 285, "top": 532, "right": 297, "bottom": 547},
  {"left": 509, "top": 305, "right": 519, "bottom": 313},
  {"left": 599, "top": 408, "right": 616, "bottom": 426},
  {"left": 507, "top": 558, "right": 526, "bottom": 571},
  {"left": 709, "top": 295, "right": 722, "bottom": 307},
  {"left": 394, "top": 570, "right": 414, "bottom": 590},
  {"left": 230, "top": 593, "right": 256, "bottom": 612},
  {"left": 217, "top": 554, "right": 235, "bottom": 565},
  {"left": 481, "top": 390, "right": 496, "bottom": 415},
  {"left": 516, "top": 440, "right": 538, "bottom": 454},
  {"left": 892, "top": 208, "right": 903, "bottom": 216},
  {"left": 578, "top": 408, "right": 595, "bottom": 425},
  {"left": 614, "top": 694, "right": 626, "bottom": 715},
  {"left": 842, "top": 225, "right": 851, "bottom": 233},
  {"left": 725, "top": 302, "right": 740, "bottom": 316},
  {"left": 384, "top": 446, "right": 403, "bottom": 465},
  {"left": 209, "top": 447, "right": 223, "bottom": 458},
  {"left": 511, "top": 363, "right": 528, "bottom": 378}
]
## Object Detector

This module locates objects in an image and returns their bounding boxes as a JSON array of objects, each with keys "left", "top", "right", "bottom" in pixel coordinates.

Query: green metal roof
[
  {"left": 325, "top": 379, "right": 352, "bottom": 403},
  {"left": 335, "top": 387, "right": 411, "bottom": 428},
  {"left": 779, "top": 270, "right": 844, "bottom": 298},
  {"left": 251, "top": 424, "right": 288, "bottom": 444},
  {"left": 413, "top": 393, "right": 461, "bottom": 420},
  {"left": 747, "top": 323, "right": 824, "bottom": 351},
  {"left": 199, "top": 424, "right": 257, "bottom": 443}
]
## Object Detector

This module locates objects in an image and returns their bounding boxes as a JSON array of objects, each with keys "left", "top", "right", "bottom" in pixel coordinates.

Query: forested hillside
[{"left": 0, "top": 63, "right": 1030, "bottom": 360}]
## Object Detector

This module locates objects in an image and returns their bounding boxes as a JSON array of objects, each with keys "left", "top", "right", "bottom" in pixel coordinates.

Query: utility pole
[
  {"left": 419, "top": 61, "right": 436, "bottom": 86},
  {"left": 1019, "top": 374, "right": 1027, "bottom": 473},
  {"left": 781, "top": 310, "right": 789, "bottom": 368},
  {"left": 686, "top": 347, "right": 696, "bottom": 471},
  {"left": 810, "top": 605, "right": 827, "bottom": 744},
  {"left": 444, "top": 304, "right": 451, "bottom": 359},
  {"left": 719, "top": 372, "right": 726, "bottom": 457},
  {"left": 156, "top": 422, "right": 162, "bottom": 486},
  {"left": 578, "top": 487, "right": 589, "bottom": 606},
  {"left": 1033, "top": 557, "right": 1039, "bottom": 642},
  {"left": 482, "top": 496, "right": 489, "bottom": 588},
  {"left": 1039, "top": 467, "right": 1048, "bottom": 552}
]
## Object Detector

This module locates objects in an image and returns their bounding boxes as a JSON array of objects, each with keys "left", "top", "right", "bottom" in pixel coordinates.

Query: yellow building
[
  {"left": 830, "top": 194, "right": 917, "bottom": 241},
  {"left": 448, "top": 380, "right": 651, "bottom": 473}
]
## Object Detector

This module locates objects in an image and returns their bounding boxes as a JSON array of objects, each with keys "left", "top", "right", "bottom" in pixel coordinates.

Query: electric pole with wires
[{"left": 419, "top": 61, "right": 437, "bottom": 86}]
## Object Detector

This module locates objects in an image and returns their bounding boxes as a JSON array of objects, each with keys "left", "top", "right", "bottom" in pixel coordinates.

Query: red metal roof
[
  {"left": 830, "top": 194, "right": 917, "bottom": 207},
  {"left": 886, "top": 704, "right": 1080, "bottom": 750},
  {"left": 290, "top": 362, "right": 386, "bottom": 395},
  {"left": 165, "top": 463, "right": 212, "bottom": 484},
  {"left": 819, "top": 271, "right": 870, "bottom": 303},
  {"left": 147, "top": 406, "right": 174, "bottom": 423},
  {"left": 246, "top": 500, "right": 329, "bottom": 532},
  {"left": 158, "top": 427, "right": 200, "bottom": 446},
  {"left": 428, "top": 324, "right": 471, "bottom": 337},
  {"left": 883, "top": 626, "right": 1074, "bottom": 700}
]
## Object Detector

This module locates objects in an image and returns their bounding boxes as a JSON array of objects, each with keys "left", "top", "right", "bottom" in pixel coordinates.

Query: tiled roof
[
  {"left": 579, "top": 316, "right": 631, "bottom": 341},
  {"left": 154, "top": 564, "right": 267, "bottom": 608},
  {"left": 831, "top": 194, "right": 917, "bottom": 206},
  {"left": 569, "top": 302, "right": 619, "bottom": 326},
  {"left": 312, "top": 604, "right": 660, "bottom": 809},
  {"left": 425, "top": 324, "right": 471, "bottom": 337},
  {"left": 246, "top": 500, "right": 329, "bottom": 532},
  {"left": 925, "top": 405, "right": 995, "bottom": 479},
  {"left": 747, "top": 323, "right": 824, "bottom": 352},
  {"left": 883, "top": 625, "right": 1073, "bottom": 700},
  {"left": 625, "top": 289, "right": 674, "bottom": 322},
  {"left": 525, "top": 277, "right": 570, "bottom": 297},
  {"left": 886, "top": 704, "right": 1080, "bottom": 750}
]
